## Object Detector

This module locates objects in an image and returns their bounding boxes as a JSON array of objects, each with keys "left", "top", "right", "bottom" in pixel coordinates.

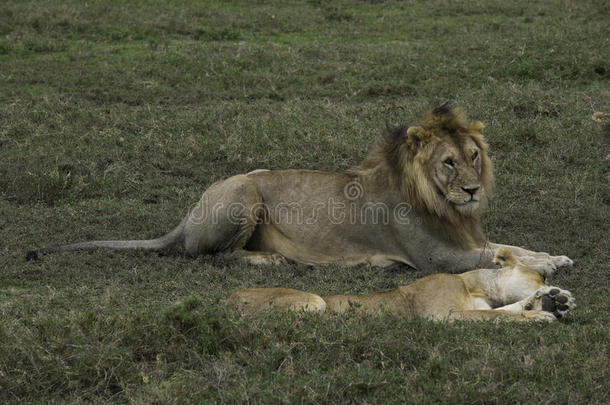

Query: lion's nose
[{"left": 462, "top": 186, "right": 480, "bottom": 196}]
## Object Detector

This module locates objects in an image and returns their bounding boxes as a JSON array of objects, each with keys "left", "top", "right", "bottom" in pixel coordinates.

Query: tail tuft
[{"left": 26, "top": 250, "right": 39, "bottom": 261}]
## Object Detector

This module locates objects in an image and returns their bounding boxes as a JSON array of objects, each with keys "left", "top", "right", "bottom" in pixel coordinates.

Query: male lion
[
  {"left": 228, "top": 249, "right": 576, "bottom": 322},
  {"left": 27, "top": 104, "right": 572, "bottom": 276}
]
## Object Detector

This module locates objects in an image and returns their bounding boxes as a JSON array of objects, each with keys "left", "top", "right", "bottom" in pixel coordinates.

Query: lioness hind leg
[
  {"left": 448, "top": 310, "right": 557, "bottom": 323},
  {"left": 227, "top": 288, "right": 326, "bottom": 314}
]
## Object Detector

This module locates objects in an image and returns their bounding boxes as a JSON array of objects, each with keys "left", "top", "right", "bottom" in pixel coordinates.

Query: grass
[{"left": 1, "top": 0, "right": 608, "bottom": 403}]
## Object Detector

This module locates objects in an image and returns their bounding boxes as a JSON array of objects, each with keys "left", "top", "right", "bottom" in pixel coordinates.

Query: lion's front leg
[
  {"left": 487, "top": 242, "right": 573, "bottom": 277},
  {"left": 489, "top": 243, "right": 573, "bottom": 267}
]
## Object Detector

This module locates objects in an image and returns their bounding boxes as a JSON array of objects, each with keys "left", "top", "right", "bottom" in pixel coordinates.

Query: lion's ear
[
  {"left": 469, "top": 121, "right": 485, "bottom": 132},
  {"left": 406, "top": 126, "right": 429, "bottom": 150}
]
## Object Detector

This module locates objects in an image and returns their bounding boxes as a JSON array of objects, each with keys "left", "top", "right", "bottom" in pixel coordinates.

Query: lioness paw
[
  {"left": 540, "top": 287, "right": 576, "bottom": 319},
  {"left": 523, "top": 311, "right": 558, "bottom": 323},
  {"left": 526, "top": 287, "right": 576, "bottom": 319}
]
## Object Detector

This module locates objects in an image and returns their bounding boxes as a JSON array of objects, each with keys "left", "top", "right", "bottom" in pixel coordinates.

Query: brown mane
[{"left": 352, "top": 104, "right": 495, "bottom": 249}]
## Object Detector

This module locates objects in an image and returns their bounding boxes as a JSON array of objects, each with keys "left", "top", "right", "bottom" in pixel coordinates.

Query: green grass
[{"left": 1, "top": 0, "right": 609, "bottom": 402}]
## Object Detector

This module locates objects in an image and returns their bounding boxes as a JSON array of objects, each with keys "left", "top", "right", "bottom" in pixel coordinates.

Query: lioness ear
[
  {"left": 469, "top": 121, "right": 485, "bottom": 132},
  {"left": 406, "top": 126, "right": 428, "bottom": 150}
]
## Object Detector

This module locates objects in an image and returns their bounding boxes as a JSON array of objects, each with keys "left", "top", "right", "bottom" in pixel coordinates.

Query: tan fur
[
  {"left": 28, "top": 104, "right": 573, "bottom": 276},
  {"left": 493, "top": 247, "right": 519, "bottom": 267},
  {"left": 228, "top": 257, "right": 576, "bottom": 322},
  {"left": 351, "top": 105, "right": 494, "bottom": 250}
]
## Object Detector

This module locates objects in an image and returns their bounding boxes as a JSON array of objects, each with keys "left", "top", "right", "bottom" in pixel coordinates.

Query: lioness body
[
  {"left": 229, "top": 256, "right": 576, "bottom": 322},
  {"left": 28, "top": 105, "right": 572, "bottom": 275}
]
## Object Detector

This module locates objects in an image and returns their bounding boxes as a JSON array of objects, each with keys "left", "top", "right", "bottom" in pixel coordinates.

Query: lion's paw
[
  {"left": 267, "top": 253, "right": 287, "bottom": 265},
  {"left": 244, "top": 252, "right": 287, "bottom": 266},
  {"left": 526, "top": 287, "right": 576, "bottom": 319},
  {"left": 521, "top": 257, "right": 557, "bottom": 278},
  {"left": 520, "top": 252, "right": 573, "bottom": 274},
  {"left": 551, "top": 255, "right": 574, "bottom": 267}
]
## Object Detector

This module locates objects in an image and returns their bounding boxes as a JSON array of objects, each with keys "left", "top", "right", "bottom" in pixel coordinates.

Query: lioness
[
  {"left": 228, "top": 249, "right": 576, "bottom": 322},
  {"left": 27, "top": 104, "right": 572, "bottom": 276}
]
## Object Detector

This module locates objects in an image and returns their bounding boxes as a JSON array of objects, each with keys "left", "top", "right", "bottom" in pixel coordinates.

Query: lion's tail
[{"left": 26, "top": 217, "right": 187, "bottom": 261}]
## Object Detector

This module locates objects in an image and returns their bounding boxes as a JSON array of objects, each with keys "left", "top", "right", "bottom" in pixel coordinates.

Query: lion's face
[
  {"left": 404, "top": 117, "right": 493, "bottom": 221},
  {"left": 431, "top": 136, "right": 483, "bottom": 213}
]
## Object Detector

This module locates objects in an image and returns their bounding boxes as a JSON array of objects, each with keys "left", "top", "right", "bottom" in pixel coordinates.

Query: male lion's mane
[{"left": 351, "top": 104, "right": 495, "bottom": 249}]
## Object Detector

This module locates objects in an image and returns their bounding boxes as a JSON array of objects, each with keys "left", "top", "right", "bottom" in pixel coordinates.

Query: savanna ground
[{"left": 0, "top": 0, "right": 608, "bottom": 403}]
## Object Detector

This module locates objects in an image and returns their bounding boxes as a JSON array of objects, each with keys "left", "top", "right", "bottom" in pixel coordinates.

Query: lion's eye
[
  {"left": 472, "top": 151, "right": 479, "bottom": 161},
  {"left": 443, "top": 158, "right": 455, "bottom": 167}
]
